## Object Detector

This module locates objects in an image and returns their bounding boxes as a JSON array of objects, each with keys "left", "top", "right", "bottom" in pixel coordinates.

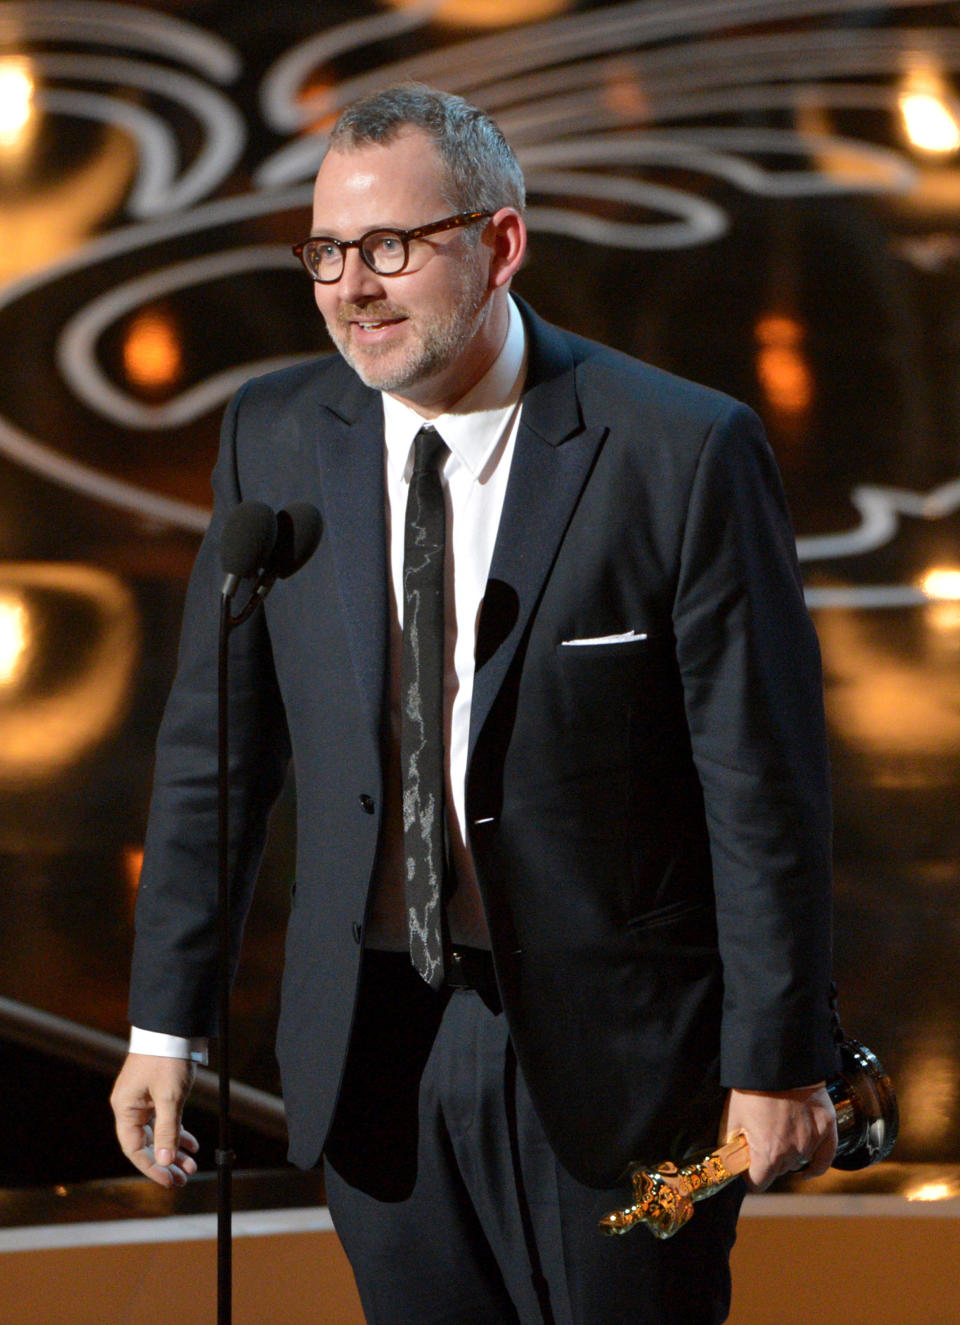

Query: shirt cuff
[{"left": 129, "top": 1026, "right": 209, "bottom": 1064}]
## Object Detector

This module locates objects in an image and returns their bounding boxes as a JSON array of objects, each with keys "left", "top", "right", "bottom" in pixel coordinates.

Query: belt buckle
[
  {"left": 447, "top": 947, "right": 500, "bottom": 1014},
  {"left": 448, "top": 947, "right": 469, "bottom": 988}
]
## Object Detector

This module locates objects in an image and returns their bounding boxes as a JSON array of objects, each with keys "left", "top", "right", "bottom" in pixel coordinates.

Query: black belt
[
  {"left": 445, "top": 946, "right": 501, "bottom": 1015},
  {"left": 363, "top": 946, "right": 502, "bottom": 1015}
]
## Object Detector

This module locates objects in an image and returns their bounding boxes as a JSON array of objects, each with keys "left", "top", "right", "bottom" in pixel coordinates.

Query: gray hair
[{"left": 327, "top": 84, "right": 525, "bottom": 216}]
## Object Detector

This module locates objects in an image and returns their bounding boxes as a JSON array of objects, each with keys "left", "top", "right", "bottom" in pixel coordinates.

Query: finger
[
  {"left": 744, "top": 1147, "right": 780, "bottom": 1192},
  {"left": 141, "top": 1149, "right": 193, "bottom": 1187},
  {"left": 745, "top": 1165, "right": 776, "bottom": 1193},
  {"left": 123, "top": 1124, "right": 197, "bottom": 1187},
  {"left": 114, "top": 1111, "right": 151, "bottom": 1166},
  {"left": 748, "top": 1139, "right": 809, "bottom": 1190},
  {"left": 123, "top": 1132, "right": 180, "bottom": 1187},
  {"left": 147, "top": 1123, "right": 200, "bottom": 1178},
  {"left": 174, "top": 1133, "right": 199, "bottom": 1175},
  {"left": 152, "top": 1094, "right": 188, "bottom": 1169},
  {"left": 802, "top": 1125, "right": 838, "bottom": 1178},
  {"left": 113, "top": 1103, "right": 165, "bottom": 1179},
  {"left": 135, "top": 1126, "right": 197, "bottom": 1187}
]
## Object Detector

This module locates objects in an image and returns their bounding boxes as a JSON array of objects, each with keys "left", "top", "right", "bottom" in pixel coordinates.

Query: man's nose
[{"left": 337, "top": 246, "right": 386, "bottom": 302}]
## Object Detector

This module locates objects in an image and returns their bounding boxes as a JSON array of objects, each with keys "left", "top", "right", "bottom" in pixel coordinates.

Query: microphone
[
  {"left": 222, "top": 501, "right": 323, "bottom": 623},
  {"left": 261, "top": 502, "right": 323, "bottom": 586},
  {"left": 220, "top": 502, "right": 277, "bottom": 599},
  {"left": 243, "top": 501, "right": 322, "bottom": 609}
]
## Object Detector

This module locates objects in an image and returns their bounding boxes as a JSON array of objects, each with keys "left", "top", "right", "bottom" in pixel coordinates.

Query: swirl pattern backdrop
[{"left": 0, "top": 0, "right": 958, "bottom": 1204}]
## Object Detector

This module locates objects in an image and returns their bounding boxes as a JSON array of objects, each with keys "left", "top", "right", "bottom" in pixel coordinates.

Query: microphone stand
[
  {"left": 214, "top": 502, "right": 322, "bottom": 1324},
  {"left": 217, "top": 589, "right": 236, "bottom": 1325},
  {"left": 216, "top": 577, "right": 270, "bottom": 1323},
  {"left": 215, "top": 577, "right": 267, "bottom": 1324}
]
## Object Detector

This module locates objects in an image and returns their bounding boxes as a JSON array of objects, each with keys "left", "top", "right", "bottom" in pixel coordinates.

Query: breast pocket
[
  {"left": 557, "top": 632, "right": 649, "bottom": 658},
  {"left": 550, "top": 633, "right": 657, "bottom": 749}
]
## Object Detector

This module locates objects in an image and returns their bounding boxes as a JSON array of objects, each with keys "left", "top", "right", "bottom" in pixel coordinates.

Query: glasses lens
[
  {"left": 362, "top": 230, "right": 407, "bottom": 275},
  {"left": 303, "top": 239, "right": 343, "bottom": 282}
]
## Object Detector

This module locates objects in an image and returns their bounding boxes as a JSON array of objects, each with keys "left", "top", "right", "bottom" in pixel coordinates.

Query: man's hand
[
  {"left": 722, "top": 1083, "right": 837, "bottom": 1192},
  {"left": 110, "top": 1053, "right": 199, "bottom": 1188}
]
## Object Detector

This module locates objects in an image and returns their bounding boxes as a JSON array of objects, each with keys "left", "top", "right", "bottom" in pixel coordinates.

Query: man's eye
[{"left": 315, "top": 243, "right": 339, "bottom": 262}]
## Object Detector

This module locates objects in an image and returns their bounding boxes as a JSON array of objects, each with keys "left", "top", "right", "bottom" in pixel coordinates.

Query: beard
[{"left": 325, "top": 253, "right": 489, "bottom": 395}]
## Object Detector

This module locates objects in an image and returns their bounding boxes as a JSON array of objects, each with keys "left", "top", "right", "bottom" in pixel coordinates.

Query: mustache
[{"left": 336, "top": 302, "right": 408, "bottom": 324}]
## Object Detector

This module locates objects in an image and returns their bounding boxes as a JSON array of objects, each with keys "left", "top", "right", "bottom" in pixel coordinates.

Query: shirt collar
[{"left": 382, "top": 295, "right": 527, "bottom": 483}]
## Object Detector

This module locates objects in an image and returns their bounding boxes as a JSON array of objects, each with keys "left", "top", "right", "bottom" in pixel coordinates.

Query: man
[{"left": 111, "top": 85, "right": 838, "bottom": 1324}]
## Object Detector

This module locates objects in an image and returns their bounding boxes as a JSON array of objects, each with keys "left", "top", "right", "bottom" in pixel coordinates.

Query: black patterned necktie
[{"left": 401, "top": 425, "right": 449, "bottom": 989}]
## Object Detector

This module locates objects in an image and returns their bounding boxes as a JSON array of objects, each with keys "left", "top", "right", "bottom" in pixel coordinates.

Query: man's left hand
[{"left": 722, "top": 1084, "right": 837, "bottom": 1191}]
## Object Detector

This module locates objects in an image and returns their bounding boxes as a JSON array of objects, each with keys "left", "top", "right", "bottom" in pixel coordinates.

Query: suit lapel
[
  {"left": 312, "top": 370, "right": 389, "bottom": 747},
  {"left": 469, "top": 306, "right": 606, "bottom": 761}
]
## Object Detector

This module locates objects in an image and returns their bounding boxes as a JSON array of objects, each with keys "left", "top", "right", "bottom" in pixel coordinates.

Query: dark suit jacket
[{"left": 128, "top": 299, "right": 837, "bottom": 1190}]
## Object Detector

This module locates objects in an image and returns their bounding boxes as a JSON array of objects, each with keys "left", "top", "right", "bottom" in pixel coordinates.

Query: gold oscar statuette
[{"left": 599, "top": 1038, "right": 898, "bottom": 1241}]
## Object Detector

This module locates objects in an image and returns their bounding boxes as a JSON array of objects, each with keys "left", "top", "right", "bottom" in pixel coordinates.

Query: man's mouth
[{"left": 339, "top": 305, "right": 407, "bottom": 333}]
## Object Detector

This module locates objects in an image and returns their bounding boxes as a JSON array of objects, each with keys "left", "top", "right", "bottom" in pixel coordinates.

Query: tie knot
[{"left": 412, "top": 425, "right": 447, "bottom": 476}]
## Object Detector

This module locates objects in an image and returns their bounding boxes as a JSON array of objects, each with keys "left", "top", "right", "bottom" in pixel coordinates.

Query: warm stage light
[
  {"left": 754, "top": 314, "right": 813, "bottom": 417},
  {"left": 901, "top": 93, "right": 960, "bottom": 154},
  {"left": 0, "top": 564, "right": 138, "bottom": 786},
  {"left": 899, "top": 64, "right": 960, "bottom": 155},
  {"left": 0, "top": 57, "right": 35, "bottom": 147},
  {"left": 919, "top": 567, "right": 960, "bottom": 634},
  {"left": 123, "top": 845, "right": 145, "bottom": 923},
  {"left": 920, "top": 567, "right": 960, "bottom": 601},
  {"left": 379, "top": 0, "right": 570, "bottom": 27},
  {"left": 0, "top": 593, "right": 29, "bottom": 686},
  {"left": 124, "top": 845, "right": 144, "bottom": 892},
  {"left": 905, "top": 1179, "right": 960, "bottom": 1202},
  {"left": 123, "top": 308, "right": 184, "bottom": 392}
]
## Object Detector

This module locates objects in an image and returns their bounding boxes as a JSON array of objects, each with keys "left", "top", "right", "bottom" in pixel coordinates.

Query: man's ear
[{"left": 486, "top": 208, "right": 527, "bottom": 289}]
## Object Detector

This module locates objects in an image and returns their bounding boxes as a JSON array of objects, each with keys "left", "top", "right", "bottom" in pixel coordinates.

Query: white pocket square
[{"left": 560, "top": 630, "right": 648, "bottom": 646}]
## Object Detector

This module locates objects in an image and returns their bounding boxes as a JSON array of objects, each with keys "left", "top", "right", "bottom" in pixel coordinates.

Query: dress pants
[{"left": 323, "top": 955, "right": 743, "bottom": 1325}]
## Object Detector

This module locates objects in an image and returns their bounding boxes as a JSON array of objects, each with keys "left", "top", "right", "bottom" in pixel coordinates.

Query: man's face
[{"left": 309, "top": 129, "right": 494, "bottom": 412}]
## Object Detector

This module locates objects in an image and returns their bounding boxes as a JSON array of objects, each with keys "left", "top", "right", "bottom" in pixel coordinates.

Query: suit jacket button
[{"left": 358, "top": 794, "right": 375, "bottom": 814}]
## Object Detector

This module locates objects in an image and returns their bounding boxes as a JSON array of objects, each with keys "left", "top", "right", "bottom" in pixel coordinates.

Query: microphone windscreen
[
  {"left": 273, "top": 503, "right": 323, "bottom": 578},
  {"left": 220, "top": 501, "right": 277, "bottom": 578}
]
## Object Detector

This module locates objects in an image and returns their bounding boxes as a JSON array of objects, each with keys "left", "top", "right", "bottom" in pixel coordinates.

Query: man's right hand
[{"left": 110, "top": 1053, "right": 199, "bottom": 1187}]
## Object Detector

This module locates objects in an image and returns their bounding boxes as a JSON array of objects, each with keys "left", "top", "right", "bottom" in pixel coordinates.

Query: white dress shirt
[{"left": 131, "top": 297, "right": 527, "bottom": 1060}]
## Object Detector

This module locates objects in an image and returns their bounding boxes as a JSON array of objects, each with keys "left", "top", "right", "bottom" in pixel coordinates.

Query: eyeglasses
[{"left": 292, "top": 211, "right": 493, "bottom": 283}]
